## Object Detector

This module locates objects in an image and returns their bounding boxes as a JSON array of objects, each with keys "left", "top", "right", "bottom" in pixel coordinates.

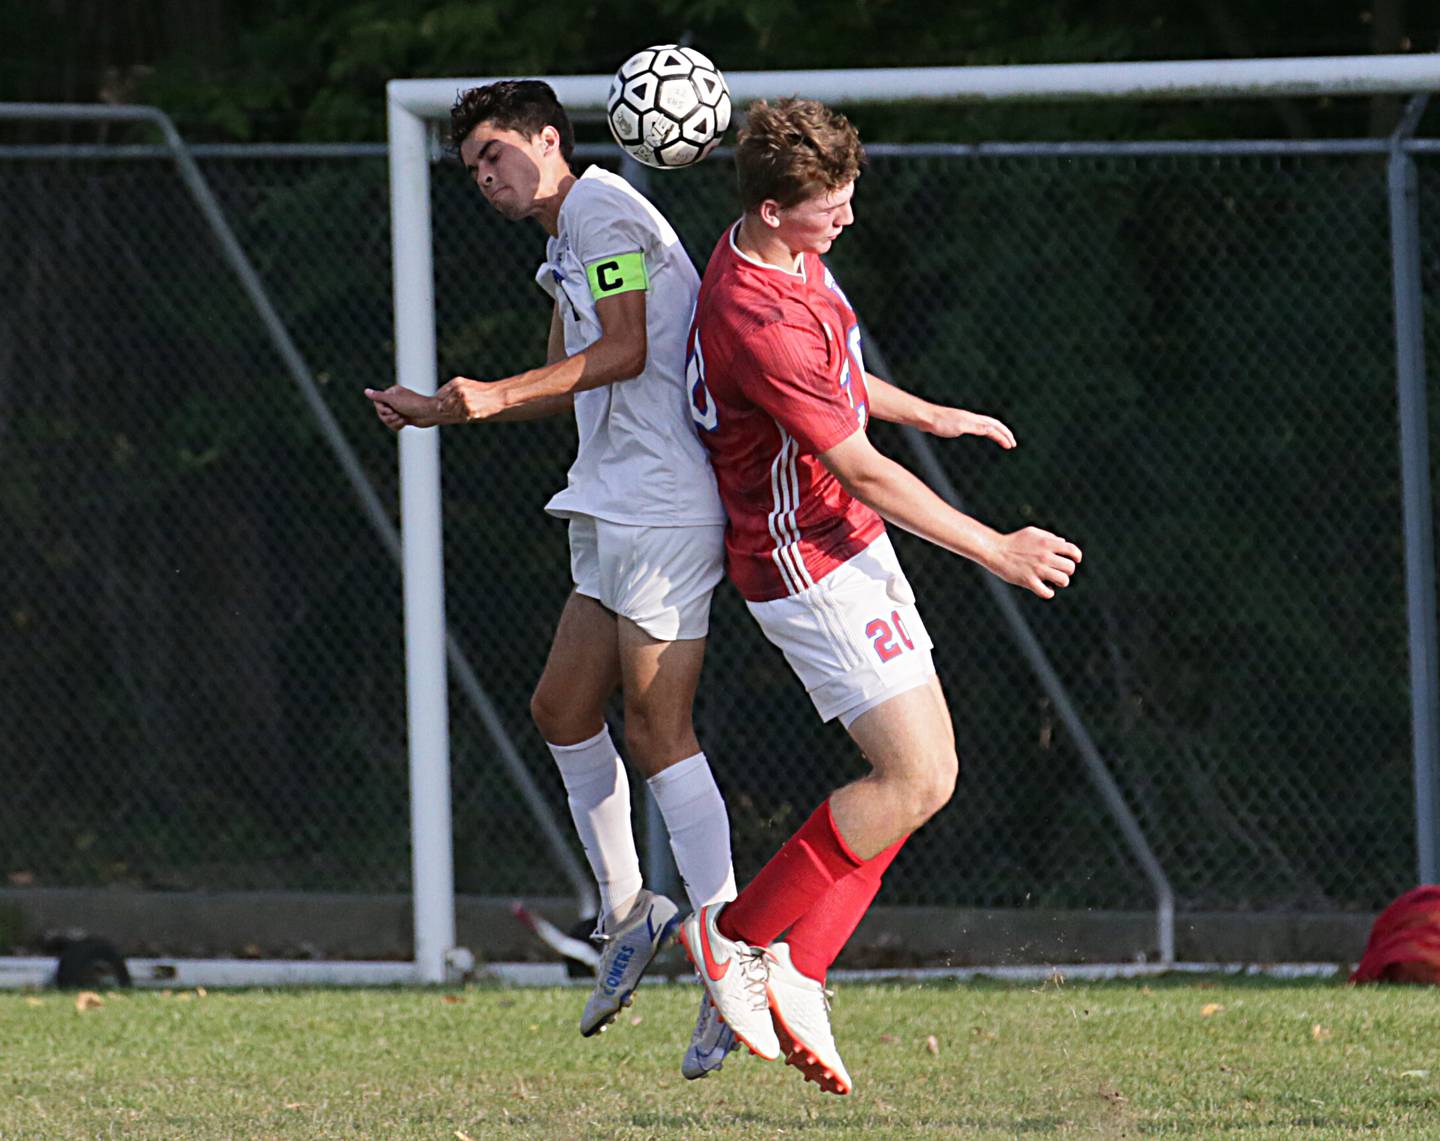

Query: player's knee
[
  {"left": 931, "top": 749, "right": 959, "bottom": 811},
  {"left": 529, "top": 687, "right": 556, "bottom": 737},
  {"left": 621, "top": 710, "right": 652, "bottom": 761},
  {"left": 622, "top": 706, "right": 672, "bottom": 766},
  {"left": 530, "top": 685, "right": 588, "bottom": 744},
  {"left": 623, "top": 697, "right": 698, "bottom": 771},
  {"left": 910, "top": 748, "right": 958, "bottom": 827}
]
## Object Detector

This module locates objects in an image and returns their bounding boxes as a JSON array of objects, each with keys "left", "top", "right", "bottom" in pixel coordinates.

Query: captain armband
[{"left": 585, "top": 251, "right": 648, "bottom": 300}]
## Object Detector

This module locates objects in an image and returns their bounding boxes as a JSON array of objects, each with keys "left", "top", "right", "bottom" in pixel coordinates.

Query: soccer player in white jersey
[
  {"left": 676, "top": 98, "right": 1084, "bottom": 1094},
  {"left": 365, "top": 80, "right": 737, "bottom": 1078}
]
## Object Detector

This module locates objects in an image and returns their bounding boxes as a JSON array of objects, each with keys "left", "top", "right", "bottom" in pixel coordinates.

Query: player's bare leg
[
  {"left": 531, "top": 595, "right": 634, "bottom": 927},
  {"left": 532, "top": 593, "right": 679, "bottom": 1036},
  {"left": 617, "top": 617, "right": 740, "bottom": 1076},
  {"left": 530, "top": 591, "right": 620, "bottom": 749},
  {"left": 760, "top": 679, "right": 957, "bottom": 1092},
  {"left": 831, "top": 677, "right": 957, "bottom": 859},
  {"left": 615, "top": 617, "right": 738, "bottom": 906},
  {"left": 615, "top": 618, "right": 705, "bottom": 779}
]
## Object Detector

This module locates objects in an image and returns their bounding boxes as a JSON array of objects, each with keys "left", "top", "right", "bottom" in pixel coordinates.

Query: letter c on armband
[{"left": 586, "top": 251, "right": 649, "bottom": 300}]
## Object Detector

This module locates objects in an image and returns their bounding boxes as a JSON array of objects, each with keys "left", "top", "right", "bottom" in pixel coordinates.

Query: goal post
[{"left": 387, "top": 54, "right": 1440, "bottom": 983}]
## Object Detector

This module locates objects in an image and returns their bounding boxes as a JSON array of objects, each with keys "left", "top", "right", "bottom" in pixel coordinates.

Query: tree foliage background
[{"left": 3, "top": 0, "right": 1437, "bottom": 141}]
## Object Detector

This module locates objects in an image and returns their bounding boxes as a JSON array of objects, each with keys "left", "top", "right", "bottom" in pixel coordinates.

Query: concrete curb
[{"left": 0, "top": 888, "right": 1376, "bottom": 967}]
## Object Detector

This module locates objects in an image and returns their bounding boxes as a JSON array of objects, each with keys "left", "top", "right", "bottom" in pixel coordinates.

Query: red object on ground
[{"left": 1350, "top": 885, "right": 1440, "bottom": 984}]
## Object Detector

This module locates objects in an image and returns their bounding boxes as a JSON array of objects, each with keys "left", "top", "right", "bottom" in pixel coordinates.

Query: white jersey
[{"left": 535, "top": 166, "right": 724, "bottom": 526}]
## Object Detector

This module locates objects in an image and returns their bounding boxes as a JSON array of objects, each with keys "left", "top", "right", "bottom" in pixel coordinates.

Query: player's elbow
[
  {"left": 822, "top": 444, "right": 895, "bottom": 506},
  {"left": 611, "top": 332, "right": 647, "bottom": 381},
  {"left": 832, "top": 465, "right": 889, "bottom": 514}
]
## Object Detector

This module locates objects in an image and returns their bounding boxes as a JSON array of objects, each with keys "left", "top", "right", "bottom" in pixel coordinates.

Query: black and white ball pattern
[{"left": 606, "top": 45, "right": 732, "bottom": 169}]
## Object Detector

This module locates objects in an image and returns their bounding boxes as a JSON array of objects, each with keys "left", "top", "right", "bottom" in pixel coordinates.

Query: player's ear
[
  {"left": 758, "top": 199, "right": 782, "bottom": 229},
  {"left": 538, "top": 124, "right": 561, "bottom": 154}
]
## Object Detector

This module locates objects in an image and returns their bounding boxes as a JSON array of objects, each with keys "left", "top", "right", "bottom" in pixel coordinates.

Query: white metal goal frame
[
  {"left": 388, "top": 54, "right": 1440, "bottom": 983},
  {"left": 0, "top": 55, "right": 1433, "bottom": 991}
]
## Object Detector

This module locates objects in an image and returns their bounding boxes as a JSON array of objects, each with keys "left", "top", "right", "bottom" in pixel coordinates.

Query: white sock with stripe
[
  {"left": 647, "top": 751, "right": 737, "bottom": 909},
  {"left": 548, "top": 727, "right": 642, "bottom": 927}
]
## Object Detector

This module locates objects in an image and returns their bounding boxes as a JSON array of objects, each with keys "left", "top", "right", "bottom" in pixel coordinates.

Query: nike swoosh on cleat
[{"left": 699, "top": 913, "right": 731, "bottom": 981}]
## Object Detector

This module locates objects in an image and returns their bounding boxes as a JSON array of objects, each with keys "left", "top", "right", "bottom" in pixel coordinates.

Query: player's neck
[
  {"left": 736, "top": 215, "right": 803, "bottom": 273},
  {"left": 534, "top": 170, "right": 577, "bottom": 237}
]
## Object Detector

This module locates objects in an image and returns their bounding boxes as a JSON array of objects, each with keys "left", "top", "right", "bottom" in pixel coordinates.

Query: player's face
[
  {"left": 774, "top": 180, "right": 856, "bottom": 256},
  {"left": 460, "top": 122, "right": 554, "bottom": 221}
]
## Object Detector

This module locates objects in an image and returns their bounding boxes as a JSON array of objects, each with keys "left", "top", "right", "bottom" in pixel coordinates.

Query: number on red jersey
[{"left": 687, "top": 330, "right": 718, "bottom": 433}]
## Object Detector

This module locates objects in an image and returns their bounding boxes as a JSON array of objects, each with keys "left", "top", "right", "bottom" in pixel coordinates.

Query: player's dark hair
[
  {"left": 734, "top": 98, "right": 865, "bottom": 212},
  {"left": 449, "top": 79, "right": 575, "bottom": 163}
]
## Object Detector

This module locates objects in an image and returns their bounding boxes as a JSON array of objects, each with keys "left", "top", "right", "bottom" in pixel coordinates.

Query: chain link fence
[{"left": 1, "top": 134, "right": 1435, "bottom": 925}]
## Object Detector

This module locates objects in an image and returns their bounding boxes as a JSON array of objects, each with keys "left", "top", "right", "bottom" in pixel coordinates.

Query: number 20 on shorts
[{"left": 866, "top": 610, "right": 915, "bottom": 663}]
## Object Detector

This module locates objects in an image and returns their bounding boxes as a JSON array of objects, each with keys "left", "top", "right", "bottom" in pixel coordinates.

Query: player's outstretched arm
[
  {"left": 865, "top": 372, "right": 1016, "bottom": 450},
  {"left": 460, "top": 297, "right": 590, "bottom": 421},
  {"left": 364, "top": 384, "right": 439, "bottom": 430},
  {"left": 365, "top": 380, "right": 576, "bottom": 429},
  {"left": 466, "top": 299, "right": 581, "bottom": 422},
  {"left": 362, "top": 297, "right": 633, "bottom": 428},
  {"left": 820, "top": 430, "right": 1081, "bottom": 599},
  {"left": 437, "top": 290, "right": 648, "bottom": 422}
]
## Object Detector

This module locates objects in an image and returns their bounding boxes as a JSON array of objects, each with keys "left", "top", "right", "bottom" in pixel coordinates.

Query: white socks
[
  {"left": 549, "top": 731, "right": 737, "bottom": 925},
  {"left": 548, "top": 727, "right": 642, "bottom": 925},
  {"left": 648, "top": 751, "right": 737, "bottom": 909}
]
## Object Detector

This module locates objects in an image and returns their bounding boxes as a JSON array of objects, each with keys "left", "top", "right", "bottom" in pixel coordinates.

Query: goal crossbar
[{"left": 389, "top": 53, "right": 1440, "bottom": 118}]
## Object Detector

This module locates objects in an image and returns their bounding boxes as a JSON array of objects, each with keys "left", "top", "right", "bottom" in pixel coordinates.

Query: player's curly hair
[
  {"left": 734, "top": 98, "right": 865, "bottom": 212},
  {"left": 449, "top": 79, "right": 575, "bottom": 162}
]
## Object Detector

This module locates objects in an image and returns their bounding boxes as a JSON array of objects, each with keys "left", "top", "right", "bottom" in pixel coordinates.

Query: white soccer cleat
[
  {"left": 579, "top": 890, "right": 680, "bottom": 1037},
  {"left": 681, "top": 990, "right": 738, "bottom": 1080},
  {"left": 676, "top": 903, "right": 780, "bottom": 1060},
  {"left": 764, "top": 941, "right": 853, "bottom": 1095}
]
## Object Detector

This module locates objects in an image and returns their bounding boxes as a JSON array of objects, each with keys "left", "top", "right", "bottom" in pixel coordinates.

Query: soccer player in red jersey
[{"left": 676, "top": 98, "right": 1083, "bottom": 1094}]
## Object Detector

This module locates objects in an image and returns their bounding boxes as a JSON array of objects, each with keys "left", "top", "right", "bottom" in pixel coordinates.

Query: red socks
[
  {"left": 786, "top": 836, "right": 905, "bottom": 981},
  {"left": 718, "top": 800, "right": 862, "bottom": 947},
  {"left": 718, "top": 799, "right": 907, "bottom": 980}
]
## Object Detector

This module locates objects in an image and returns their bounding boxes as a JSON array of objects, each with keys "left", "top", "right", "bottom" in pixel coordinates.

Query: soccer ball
[{"left": 606, "top": 45, "right": 732, "bottom": 169}]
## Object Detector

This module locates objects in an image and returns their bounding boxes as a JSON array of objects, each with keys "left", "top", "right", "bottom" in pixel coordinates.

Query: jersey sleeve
[
  {"left": 735, "top": 312, "right": 864, "bottom": 456},
  {"left": 567, "top": 185, "right": 656, "bottom": 302}
]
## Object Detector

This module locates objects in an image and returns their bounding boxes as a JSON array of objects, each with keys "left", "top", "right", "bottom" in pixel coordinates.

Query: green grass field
[{"left": 3, "top": 975, "right": 1439, "bottom": 1138}]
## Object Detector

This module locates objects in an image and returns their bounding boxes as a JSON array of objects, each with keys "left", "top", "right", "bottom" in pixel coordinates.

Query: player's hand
[
  {"left": 436, "top": 377, "right": 506, "bottom": 423},
  {"left": 364, "top": 385, "right": 440, "bottom": 430},
  {"left": 927, "top": 407, "right": 1016, "bottom": 450},
  {"left": 990, "top": 527, "right": 1082, "bottom": 599}
]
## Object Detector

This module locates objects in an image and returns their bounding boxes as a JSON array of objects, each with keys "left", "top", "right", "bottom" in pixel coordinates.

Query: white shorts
[
  {"left": 745, "top": 533, "right": 936, "bottom": 727},
  {"left": 569, "top": 515, "right": 724, "bottom": 642}
]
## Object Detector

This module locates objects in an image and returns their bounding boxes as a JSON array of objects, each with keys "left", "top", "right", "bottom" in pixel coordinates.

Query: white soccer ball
[{"left": 606, "top": 44, "right": 731, "bottom": 170}]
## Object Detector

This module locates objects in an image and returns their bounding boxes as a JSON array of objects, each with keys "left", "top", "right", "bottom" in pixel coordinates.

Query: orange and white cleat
[
  {"left": 764, "top": 941, "right": 853, "bottom": 1095},
  {"left": 677, "top": 903, "right": 781, "bottom": 1061}
]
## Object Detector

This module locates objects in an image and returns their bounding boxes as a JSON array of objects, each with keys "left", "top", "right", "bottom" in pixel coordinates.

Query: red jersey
[{"left": 686, "top": 223, "right": 884, "bottom": 602}]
